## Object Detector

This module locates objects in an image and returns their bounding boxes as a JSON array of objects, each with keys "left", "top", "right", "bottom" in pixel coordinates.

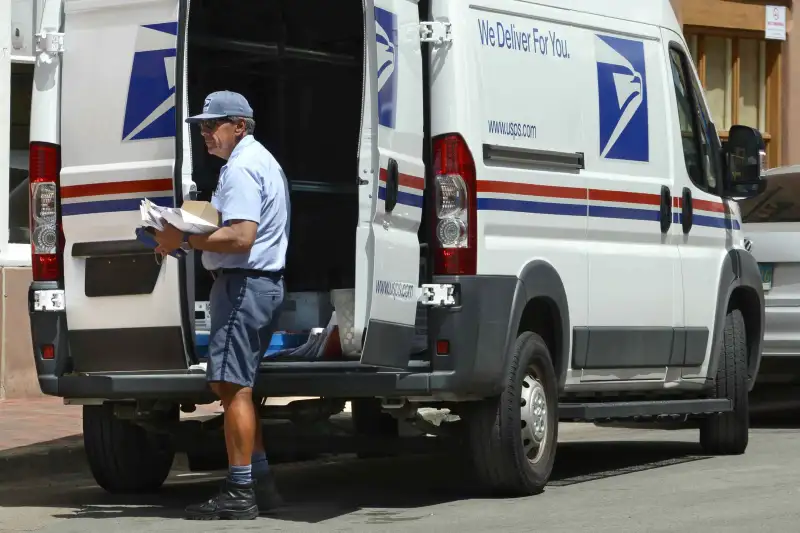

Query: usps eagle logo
[
  {"left": 122, "top": 22, "right": 179, "bottom": 142},
  {"left": 595, "top": 34, "right": 650, "bottom": 162},
  {"left": 375, "top": 7, "right": 398, "bottom": 129}
]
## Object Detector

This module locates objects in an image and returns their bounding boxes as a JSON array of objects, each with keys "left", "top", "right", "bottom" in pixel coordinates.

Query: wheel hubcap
[{"left": 520, "top": 371, "right": 547, "bottom": 464}]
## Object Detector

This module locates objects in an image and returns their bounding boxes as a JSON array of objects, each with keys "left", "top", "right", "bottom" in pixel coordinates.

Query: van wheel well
[
  {"left": 517, "top": 297, "right": 562, "bottom": 374},
  {"left": 727, "top": 286, "right": 761, "bottom": 381}
]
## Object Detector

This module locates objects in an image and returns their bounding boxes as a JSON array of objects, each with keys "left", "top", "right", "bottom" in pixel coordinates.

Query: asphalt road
[{"left": 2, "top": 420, "right": 800, "bottom": 533}]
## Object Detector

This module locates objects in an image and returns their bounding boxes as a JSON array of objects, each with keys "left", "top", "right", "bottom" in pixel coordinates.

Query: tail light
[
  {"left": 29, "top": 142, "right": 63, "bottom": 282},
  {"left": 431, "top": 134, "right": 477, "bottom": 275}
]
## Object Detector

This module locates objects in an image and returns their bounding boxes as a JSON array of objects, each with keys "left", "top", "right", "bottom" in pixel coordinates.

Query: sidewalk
[
  {"left": 0, "top": 396, "right": 332, "bottom": 479},
  {"left": 0, "top": 397, "right": 227, "bottom": 454},
  {"left": 0, "top": 397, "right": 83, "bottom": 453},
  {"left": 0, "top": 396, "right": 225, "bottom": 480}
]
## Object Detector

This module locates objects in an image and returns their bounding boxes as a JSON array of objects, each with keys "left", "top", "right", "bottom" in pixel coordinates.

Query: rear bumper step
[{"left": 41, "top": 368, "right": 436, "bottom": 400}]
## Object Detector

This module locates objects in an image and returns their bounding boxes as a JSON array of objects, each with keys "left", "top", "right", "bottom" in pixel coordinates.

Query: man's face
[{"left": 199, "top": 118, "right": 246, "bottom": 159}]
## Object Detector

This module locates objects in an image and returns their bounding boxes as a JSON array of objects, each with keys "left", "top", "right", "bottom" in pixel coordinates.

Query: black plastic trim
[
  {"left": 84, "top": 253, "right": 163, "bottom": 297},
  {"left": 559, "top": 398, "right": 732, "bottom": 421},
  {"left": 360, "top": 319, "right": 415, "bottom": 369},
  {"left": 29, "top": 282, "right": 71, "bottom": 380},
  {"left": 175, "top": 0, "right": 196, "bottom": 366},
  {"left": 572, "top": 327, "right": 709, "bottom": 369},
  {"left": 427, "top": 275, "right": 518, "bottom": 396},
  {"left": 516, "top": 261, "right": 571, "bottom": 389},
  {"left": 71, "top": 240, "right": 150, "bottom": 257},
  {"left": 705, "top": 249, "right": 765, "bottom": 391},
  {"left": 483, "top": 143, "right": 584, "bottom": 172},
  {"left": 69, "top": 327, "right": 189, "bottom": 373}
]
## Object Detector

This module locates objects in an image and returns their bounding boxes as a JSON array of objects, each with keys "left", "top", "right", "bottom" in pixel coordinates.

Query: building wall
[
  {"left": 2, "top": 0, "right": 40, "bottom": 400},
  {"left": 0, "top": 268, "right": 39, "bottom": 399},
  {"left": 670, "top": 0, "right": 798, "bottom": 168},
  {"left": 783, "top": 6, "right": 800, "bottom": 165}
]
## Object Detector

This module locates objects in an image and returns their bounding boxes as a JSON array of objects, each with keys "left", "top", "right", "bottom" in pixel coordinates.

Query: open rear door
[
  {"left": 359, "top": 0, "right": 425, "bottom": 368},
  {"left": 59, "top": 0, "right": 190, "bottom": 372}
]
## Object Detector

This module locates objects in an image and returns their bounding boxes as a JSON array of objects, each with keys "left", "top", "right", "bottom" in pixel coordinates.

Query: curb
[{"left": 0, "top": 434, "right": 87, "bottom": 480}]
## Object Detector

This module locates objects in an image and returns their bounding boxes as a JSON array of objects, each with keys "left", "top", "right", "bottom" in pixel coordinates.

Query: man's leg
[
  {"left": 217, "top": 383, "right": 257, "bottom": 469},
  {"left": 185, "top": 274, "right": 261, "bottom": 520}
]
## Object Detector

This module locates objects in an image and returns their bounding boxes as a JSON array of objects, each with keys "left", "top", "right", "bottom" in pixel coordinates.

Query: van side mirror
[{"left": 721, "top": 125, "right": 767, "bottom": 199}]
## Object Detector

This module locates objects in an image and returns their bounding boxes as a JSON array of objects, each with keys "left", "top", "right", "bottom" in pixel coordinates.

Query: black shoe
[
  {"left": 254, "top": 473, "right": 284, "bottom": 513},
  {"left": 185, "top": 478, "right": 259, "bottom": 520}
]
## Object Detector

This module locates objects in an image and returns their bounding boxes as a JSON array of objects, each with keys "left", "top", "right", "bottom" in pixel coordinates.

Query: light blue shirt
[{"left": 201, "top": 135, "right": 290, "bottom": 272}]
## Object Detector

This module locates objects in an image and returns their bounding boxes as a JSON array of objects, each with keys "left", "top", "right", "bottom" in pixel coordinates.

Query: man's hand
[{"left": 153, "top": 223, "right": 183, "bottom": 256}]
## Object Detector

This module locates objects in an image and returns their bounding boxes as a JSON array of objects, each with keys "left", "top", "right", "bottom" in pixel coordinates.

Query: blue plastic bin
[{"left": 195, "top": 331, "right": 308, "bottom": 359}]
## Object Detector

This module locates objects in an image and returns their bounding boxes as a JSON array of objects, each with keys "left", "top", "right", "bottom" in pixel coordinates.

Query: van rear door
[
  {"left": 358, "top": 0, "right": 426, "bottom": 369},
  {"left": 59, "top": 0, "right": 190, "bottom": 372}
]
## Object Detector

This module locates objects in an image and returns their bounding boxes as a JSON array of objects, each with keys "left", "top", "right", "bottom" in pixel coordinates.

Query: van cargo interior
[{"left": 186, "top": 0, "right": 427, "bottom": 363}]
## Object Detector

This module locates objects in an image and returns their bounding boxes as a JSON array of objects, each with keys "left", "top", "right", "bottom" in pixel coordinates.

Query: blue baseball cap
[{"left": 186, "top": 91, "right": 254, "bottom": 123}]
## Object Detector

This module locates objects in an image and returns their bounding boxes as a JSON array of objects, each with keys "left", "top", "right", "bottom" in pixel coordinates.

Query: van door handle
[
  {"left": 385, "top": 158, "right": 399, "bottom": 213},
  {"left": 660, "top": 185, "right": 672, "bottom": 234},
  {"left": 682, "top": 187, "right": 693, "bottom": 234}
]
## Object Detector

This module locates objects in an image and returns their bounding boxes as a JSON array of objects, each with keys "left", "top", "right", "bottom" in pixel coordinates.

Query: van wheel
[
  {"left": 465, "top": 332, "right": 558, "bottom": 496},
  {"left": 700, "top": 308, "right": 749, "bottom": 455},
  {"left": 83, "top": 404, "right": 175, "bottom": 493}
]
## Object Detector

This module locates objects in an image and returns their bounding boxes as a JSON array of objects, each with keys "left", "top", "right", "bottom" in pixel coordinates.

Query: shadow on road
[{"left": 0, "top": 438, "right": 709, "bottom": 523}]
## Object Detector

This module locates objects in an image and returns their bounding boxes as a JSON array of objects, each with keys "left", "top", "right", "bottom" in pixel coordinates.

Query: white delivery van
[
  {"left": 740, "top": 166, "right": 800, "bottom": 391},
  {"left": 28, "top": 0, "right": 768, "bottom": 496}
]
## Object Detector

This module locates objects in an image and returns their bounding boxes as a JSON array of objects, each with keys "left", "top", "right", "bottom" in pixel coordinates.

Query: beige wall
[
  {"left": 0, "top": 267, "right": 41, "bottom": 399},
  {"left": 783, "top": 4, "right": 800, "bottom": 166},
  {"left": 671, "top": 0, "right": 800, "bottom": 168},
  {"left": 670, "top": 0, "right": 683, "bottom": 26}
]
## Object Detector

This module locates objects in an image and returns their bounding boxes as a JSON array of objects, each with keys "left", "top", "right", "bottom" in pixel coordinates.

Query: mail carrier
[{"left": 28, "top": 0, "right": 767, "bottom": 496}]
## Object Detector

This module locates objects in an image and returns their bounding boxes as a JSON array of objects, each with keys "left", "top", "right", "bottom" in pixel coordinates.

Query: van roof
[{"left": 517, "top": 0, "right": 681, "bottom": 34}]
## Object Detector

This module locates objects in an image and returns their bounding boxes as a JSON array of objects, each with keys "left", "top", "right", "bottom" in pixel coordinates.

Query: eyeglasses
[{"left": 199, "top": 118, "right": 232, "bottom": 131}]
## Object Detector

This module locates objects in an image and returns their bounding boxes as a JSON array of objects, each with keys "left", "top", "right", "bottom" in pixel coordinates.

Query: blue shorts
[{"left": 207, "top": 271, "right": 284, "bottom": 388}]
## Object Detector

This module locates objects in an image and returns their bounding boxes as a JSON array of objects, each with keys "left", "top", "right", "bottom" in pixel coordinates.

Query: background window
[
  {"left": 703, "top": 36, "right": 732, "bottom": 130},
  {"left": 9, "top": 62, "right": 33, "bottom": 245},
  {"left": 686, "top": 30, "right": 778, "bottom": 166}
]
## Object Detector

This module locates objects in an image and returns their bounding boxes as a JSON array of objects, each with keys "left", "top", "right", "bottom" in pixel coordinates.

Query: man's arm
[{"left": 187, "top": 220, "right": 256, "bottom": 253}]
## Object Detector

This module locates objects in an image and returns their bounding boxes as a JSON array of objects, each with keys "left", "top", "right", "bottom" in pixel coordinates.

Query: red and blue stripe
[
  {"left": 377, "top": 168, "right": 425, "bottom": 208},
  {"left": 63, "top": 174, "right": 739, "bottom": 231},
  {"left": 60, "top": 178, "right": 175, "bottom": 216},
  {"left": 477, "top": 181, "right": 739, "bottom": 230}
]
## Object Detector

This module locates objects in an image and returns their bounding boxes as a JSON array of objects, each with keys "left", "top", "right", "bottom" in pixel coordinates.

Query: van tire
[
  {"left": 465, "top": 331, "right": 558, "bottom": 496},
  {"left": 700, "top": 308, "right": 749, "bottom": 455},
  {"left": 83, "top": 404, "right": 175, "bottom": 494}
]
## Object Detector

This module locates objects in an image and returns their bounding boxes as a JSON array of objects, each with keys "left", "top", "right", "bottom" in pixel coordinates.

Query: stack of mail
[
  {"left": 136, "top": 198, "right": 221, "bottom": 258},
  {"left": 139, "top": 198, "right": 220, "bottom": 234},
  {"left": 139, "top": 198, "right": 169, "bottom": 231}
]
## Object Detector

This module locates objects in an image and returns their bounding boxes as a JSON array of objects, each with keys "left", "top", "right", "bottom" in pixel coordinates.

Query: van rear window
[{"left": 739, "top": 175, "right": 800, "bottom": 223}]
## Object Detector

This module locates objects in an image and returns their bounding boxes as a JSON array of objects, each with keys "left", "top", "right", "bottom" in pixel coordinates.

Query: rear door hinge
[
  {"left": 35, "top": 31, "right": 65, "bottom": 62},
  {"left": 418, "top": 284, "right": 457, "bottom": 307},
  {"left": 419, "top": 21, "right": 452, "bottom": 46},
  {"left": 32, "top": 289, "right": 66, "bottom": 312}
]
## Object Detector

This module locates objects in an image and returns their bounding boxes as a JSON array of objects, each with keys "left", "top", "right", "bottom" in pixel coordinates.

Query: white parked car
[{"left": 740, "top": 165, "right": 800, "bottom": 389}]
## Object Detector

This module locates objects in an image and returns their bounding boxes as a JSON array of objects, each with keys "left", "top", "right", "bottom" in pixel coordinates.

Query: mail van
[{"left": 28, "top": 0, "right": 767, "bottom": 496}]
